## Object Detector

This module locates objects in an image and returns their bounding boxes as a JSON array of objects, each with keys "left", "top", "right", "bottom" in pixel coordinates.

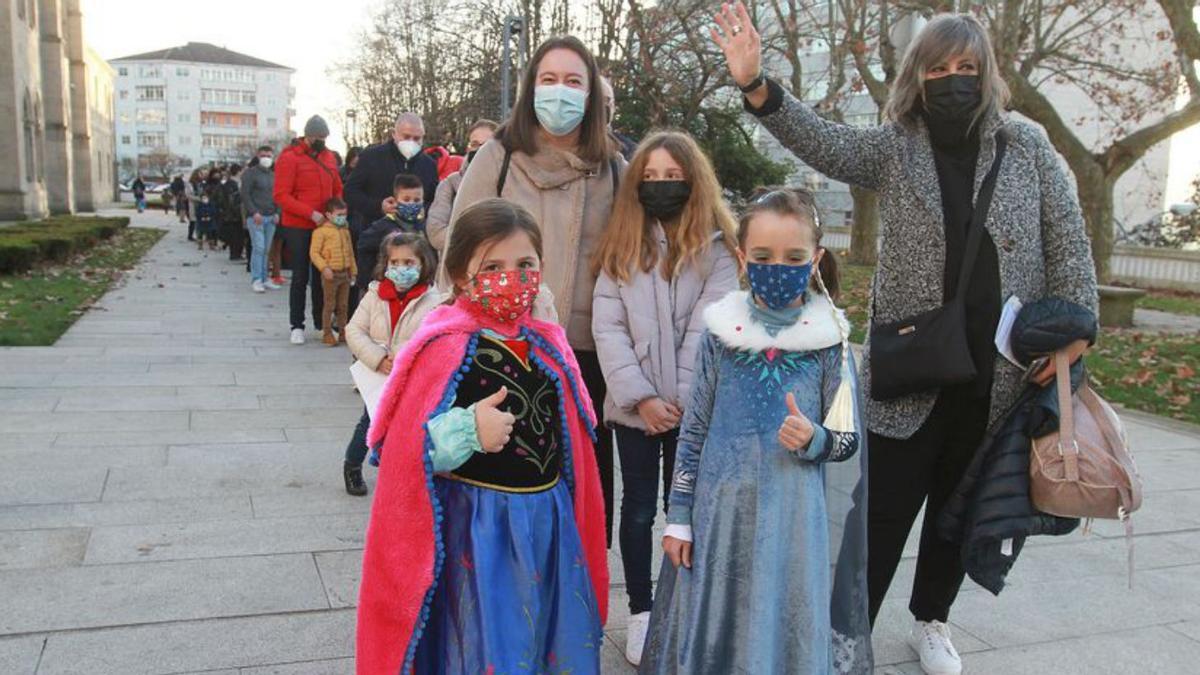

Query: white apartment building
[{"left": 110, "top": 42, "right": 294, "bottom": 181}]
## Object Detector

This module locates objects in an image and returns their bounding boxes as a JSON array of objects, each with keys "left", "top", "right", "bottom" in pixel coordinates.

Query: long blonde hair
[
  {"left": 592, "top": 131, "right": 737, "bottom": 282},
  {"left": 884, "top": 13, "right": 1011, "bottom": 131}
]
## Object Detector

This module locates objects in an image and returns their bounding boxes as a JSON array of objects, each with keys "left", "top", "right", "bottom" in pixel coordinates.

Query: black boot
[{"left": 343, "top": 462, "right": 368, "bottom": 496}]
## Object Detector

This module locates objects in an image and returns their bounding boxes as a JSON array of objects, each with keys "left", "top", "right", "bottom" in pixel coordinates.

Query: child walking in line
[
  {"left": 639, "top": 188, "right": 873, "bottom": 674},
  {"left": 310, "top": 197, "right": 357, "bottom": 346},
  {"left": 357, "top": 199, "right": 608, "bottom": 675},
  {"left": 590, "top": 131, "right": 739, "bottom": 666},
  {"left": 341, "top": 232, "right": 442, "bottom": 497},
  {"left": 356, "top": 173, "right": 428, "bottom": 290},
  {"left": 194, "top": 190, "right": 216, "bottom": 252}
]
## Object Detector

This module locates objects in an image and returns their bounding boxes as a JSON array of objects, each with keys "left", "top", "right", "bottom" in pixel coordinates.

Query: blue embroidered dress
[
  {"left": 639, "top": 291, "right": 873, "bottom": 674},
  {"left": 414, "top": 330, "right": 604, "bottom": 674}
]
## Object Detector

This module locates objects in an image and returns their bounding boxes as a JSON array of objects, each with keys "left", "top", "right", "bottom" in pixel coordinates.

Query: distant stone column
[
  {"left": 65, "top": 0, "right": 96, "bottom": 212},
  {"left": 37, "top": 0, "right": 75, "bottom": 214}
]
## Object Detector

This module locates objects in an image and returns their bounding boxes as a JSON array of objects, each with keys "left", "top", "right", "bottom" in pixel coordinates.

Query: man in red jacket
[{"left": 273, "top": 115, "right": 344, "bottom": 345}]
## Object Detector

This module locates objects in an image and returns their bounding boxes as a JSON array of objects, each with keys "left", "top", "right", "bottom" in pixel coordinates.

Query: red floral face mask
[{"left": 466, "top": 268, "right": 541, "bottom": 322}]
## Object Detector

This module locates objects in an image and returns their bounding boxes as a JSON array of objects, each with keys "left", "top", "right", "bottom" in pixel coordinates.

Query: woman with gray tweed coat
[{"left": 711, "top": 4, "right": 1098, "bottom": 674}]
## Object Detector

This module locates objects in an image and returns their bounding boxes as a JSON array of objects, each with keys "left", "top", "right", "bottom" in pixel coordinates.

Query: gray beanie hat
[{"left": 303, "top": 115, "right": 330, "bottom": 138}]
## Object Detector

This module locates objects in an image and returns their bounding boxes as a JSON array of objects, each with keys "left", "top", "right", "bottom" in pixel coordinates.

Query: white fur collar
[{"left": 704, "top": 290, "right": 849, "bottom": 353}]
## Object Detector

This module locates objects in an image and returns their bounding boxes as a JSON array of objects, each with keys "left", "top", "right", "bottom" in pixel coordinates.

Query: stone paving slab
[
  {"left": 0, "top": 553, "right": 328, "bottom": 636},
  {"left": 0, "top": 529, "right": 89, "bottom": 570},
  {"left": 1, "top": 209, "right": 1198, "bottom": 673},
  {"left": 0, "top": 496, "right": 252, "bottom": 531},
  {"left": 35, "top": 610, "right": 355, "bottom": 674},
  {"left": 82, "top": 513, "right": 367, "bottom": 564}
]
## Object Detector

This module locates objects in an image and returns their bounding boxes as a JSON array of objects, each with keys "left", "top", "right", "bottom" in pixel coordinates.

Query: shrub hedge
[{"left": 0, "top": 216, "right": 130, "bottom": 274}]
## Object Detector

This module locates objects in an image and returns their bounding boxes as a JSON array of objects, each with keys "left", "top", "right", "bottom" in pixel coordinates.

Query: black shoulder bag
[{"left": 869, "top": 131, "right": 1007, "bottom": 402}]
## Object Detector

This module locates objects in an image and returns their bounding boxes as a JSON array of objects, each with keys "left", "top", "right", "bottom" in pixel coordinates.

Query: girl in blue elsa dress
[{"left": 638, "top": 187, "right": 873, "bottom": 674}]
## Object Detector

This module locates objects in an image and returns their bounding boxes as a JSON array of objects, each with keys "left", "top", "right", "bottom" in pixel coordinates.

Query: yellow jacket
[{"left": 310, "top": 222, "right": 356, "bottom": 275}]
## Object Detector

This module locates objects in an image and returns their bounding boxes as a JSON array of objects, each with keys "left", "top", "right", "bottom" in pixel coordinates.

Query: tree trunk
[
  {"left": 1076, "top": 175, "right": 1116, "bottom": 284},
  {"left": 848, "top": 184, "right": 879, "bottom": 266}
]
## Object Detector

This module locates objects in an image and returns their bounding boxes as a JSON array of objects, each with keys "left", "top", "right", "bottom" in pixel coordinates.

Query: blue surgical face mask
[
  {"left": 332, "top": 214, "right": 348, "bottom": 228},
  {"left": 385, "top": 264, "right": 421, "bottom": 290},
  {"left": 533, "top": 84, "right": 588, "bottom": 136},
  {"left": 396, "top": 201, "right": 423, "bottom": 223},
  {"left": 746, "top": 261, "right": 813, "bottom": 310}
]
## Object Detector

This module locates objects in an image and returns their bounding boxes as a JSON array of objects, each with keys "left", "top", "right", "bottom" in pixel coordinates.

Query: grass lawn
[
  {"left": 1139, "top": 289, "right": 1200, "bottom": 317},
  {"left": 834, "top": 257, "right": 1199, "bottom": 424},
  {"left": 0, "top": 227, "right": 165, "bottom": 346}
]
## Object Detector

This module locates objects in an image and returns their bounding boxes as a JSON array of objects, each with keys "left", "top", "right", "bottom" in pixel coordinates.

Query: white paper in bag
[{"left": 350, "top": 360, "right": 389, "bottom": 420}]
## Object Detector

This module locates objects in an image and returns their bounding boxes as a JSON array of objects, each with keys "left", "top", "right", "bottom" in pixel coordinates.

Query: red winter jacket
[{"left": 273, "top": 139, "right": 344, "bottom": 230}]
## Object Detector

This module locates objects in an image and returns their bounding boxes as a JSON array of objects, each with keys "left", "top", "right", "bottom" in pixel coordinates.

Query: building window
[
  {"left": 177, "top": 113, "right": 191, "bottom": 123},
  {"left": 136, "top": 86, "right": 165, "bottom": 102},
  {"left": 178, "top": 136, "right": 192, "bottom": 145},
  {"left": 201, "top": 111, "right": 257, "bottom": 128},
  {"left": 119, "top": 90, "right": 128, "bottom": 100},
  {"left": 119, "top": 111, "right": 131, "bottom": 123},
  {"left": 121, "top": 135, "right": 131, "bottom": 145},
  {"left": 241, "top": 91, "right": 256, "bottom": 105},
  {"left": 136, "top": 108, "right": 167, "bottom": 125},
  {"left": 118, "top": 66, "right": 128, "bottom": 76},
  {"left": 137, "top": 132, "right": 166, "bottom": 148},
  {"left": 267, "top": 118, "right": 278, "bottom": 128},
  {"left": 176, "top": 67, "right": 190, "bottom": 77},
  {"left": 178, "top": 90, "right": 191, "bottom": 101},
  {"left": 139, "top": 65, "right": 162, "bottom": 78}
]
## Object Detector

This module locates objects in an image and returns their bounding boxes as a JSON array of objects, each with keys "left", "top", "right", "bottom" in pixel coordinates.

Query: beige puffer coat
[{"left": 345, "top": 282, "right": 446, "bottom": 370}]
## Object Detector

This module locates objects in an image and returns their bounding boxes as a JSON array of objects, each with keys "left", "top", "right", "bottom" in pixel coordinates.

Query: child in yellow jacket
[{"left": 310, "top": 197, "right": 358, "bottom": 346}]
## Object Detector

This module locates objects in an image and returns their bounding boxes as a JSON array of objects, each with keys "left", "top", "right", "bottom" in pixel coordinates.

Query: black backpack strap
[{"left": 496, "top": 148, "right": 513, "bottom": 197}]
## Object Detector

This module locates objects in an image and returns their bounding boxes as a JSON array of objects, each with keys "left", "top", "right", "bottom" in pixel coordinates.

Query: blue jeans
[
  {"left": 614, "top": 424, "right": 677, "bottom": 614},
  {"left": 345, "top": 407, "right": 370, "bottom": 467},
  {"left": 247, "top": 214, "right": 277, "bottom": 283}
]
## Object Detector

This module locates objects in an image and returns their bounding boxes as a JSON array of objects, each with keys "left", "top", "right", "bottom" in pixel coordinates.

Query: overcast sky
[{"left": 81, "top": 0, "right": 379, "bottom": 152}]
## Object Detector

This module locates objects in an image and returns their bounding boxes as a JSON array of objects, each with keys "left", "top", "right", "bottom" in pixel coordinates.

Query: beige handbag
[{"left": 1030, "top": 350, "right": 1143, "bottom": 584}]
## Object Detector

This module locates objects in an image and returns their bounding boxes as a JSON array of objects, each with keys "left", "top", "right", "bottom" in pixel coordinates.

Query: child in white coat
[{"left": 342, "top": 232, "right": 442, "bottom": 495}]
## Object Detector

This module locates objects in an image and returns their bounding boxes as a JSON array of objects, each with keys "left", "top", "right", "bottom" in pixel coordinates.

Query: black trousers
[
  {"left": 574, "top": 349, "right": 614, "bottom": 546},
  {"left": 278, "top": 226, "right": 324, "bottom": 331},
  {"left": 867, "top": 390, "right": 989, "bottom": 625},
  {"left": 615, "top": 424, "right": 677, "bottom": 614}
]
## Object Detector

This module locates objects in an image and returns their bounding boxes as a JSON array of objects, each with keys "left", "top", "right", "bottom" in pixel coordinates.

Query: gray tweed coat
[{"left": 754, "top": 83, "right": 1098, "bottom": 439}]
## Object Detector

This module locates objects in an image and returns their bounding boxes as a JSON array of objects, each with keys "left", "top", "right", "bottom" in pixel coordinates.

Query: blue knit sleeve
[{"left": 426, "top": 404, "right": 483, "bottom": 473}]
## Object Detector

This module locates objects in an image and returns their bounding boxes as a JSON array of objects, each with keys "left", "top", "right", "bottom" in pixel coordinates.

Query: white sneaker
[
  {"left": 289, "top": 328, "right": 305, "bottom": 345},
  {"left": 264, "top": 280, "right": 282, "bottom": 290},
  {"left": 252, "top": 280, "right": 265, "bottom": 293},
  {"left": 625, "top": 611, "right": 651, "bottom": 666},
  {"left": 909, "top": 620, "right": 962, "bottom": 675}
]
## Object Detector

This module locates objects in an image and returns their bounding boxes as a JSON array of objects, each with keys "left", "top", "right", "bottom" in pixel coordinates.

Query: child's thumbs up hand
[
  {"left": 475, "top": 386, "right": 516, "bottom": 453},
  {"left": 778, "top": 392, "right": 814, "bottom": 452}
]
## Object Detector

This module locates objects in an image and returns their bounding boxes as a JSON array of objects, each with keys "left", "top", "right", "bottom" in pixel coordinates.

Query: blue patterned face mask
[
  {"left": 396, "top": 201, "right": 423, "bottom": 223},
  {"left": 747, "top": 261, "right": 813, "bottom": 310},
  {"left": 385, "top": 264, "right": 420, "bottom": 290}
]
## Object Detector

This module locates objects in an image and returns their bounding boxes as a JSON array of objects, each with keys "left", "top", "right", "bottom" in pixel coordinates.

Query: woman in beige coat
[
  {"left": 342, "top": 232, "right": 443, "bottom": 496},
  {"left": 445, "top": 35, "right": 627, "bottom": 540}
]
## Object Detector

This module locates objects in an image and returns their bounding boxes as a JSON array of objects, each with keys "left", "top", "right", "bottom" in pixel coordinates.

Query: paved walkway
[{"left": 1, "top": 209, "right": 1199, "bottom": 674}]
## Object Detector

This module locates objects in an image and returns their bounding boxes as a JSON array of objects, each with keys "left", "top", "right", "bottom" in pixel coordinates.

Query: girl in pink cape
[{"left": 356, "top": 198, "right": 609, "bottom": 674}]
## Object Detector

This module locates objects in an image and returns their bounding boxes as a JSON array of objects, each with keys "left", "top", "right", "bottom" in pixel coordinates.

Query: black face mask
[
  {"left": 923, "top": 74, "right": 982, "bottom": 123},
  {"left": 310, "top": 138, "right": 326, "bottom": 153},
  {"left": 638, "top": 180, "right": 692, "bottom": 221}
]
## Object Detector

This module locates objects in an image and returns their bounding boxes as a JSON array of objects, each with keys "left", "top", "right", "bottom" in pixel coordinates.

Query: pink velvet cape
[{"left": 356, "top": 299, "right": 609, "bottom": 674}]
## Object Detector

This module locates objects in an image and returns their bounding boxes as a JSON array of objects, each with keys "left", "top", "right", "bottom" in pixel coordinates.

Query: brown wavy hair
[
  {"left": 738, "top": 187, "right": 840, "bottom": 300},
  {"left": 443, "top": 199, "right": 544, "bottom": 296},
  {"left": 495, "top": 35, "right": 617, "bottom": 165},
  {"left": 372, "top": 231, "right": 438, "bottom": 286},
  {"left": 592, "top": 131, "right": 736, "bottom": 282}
]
